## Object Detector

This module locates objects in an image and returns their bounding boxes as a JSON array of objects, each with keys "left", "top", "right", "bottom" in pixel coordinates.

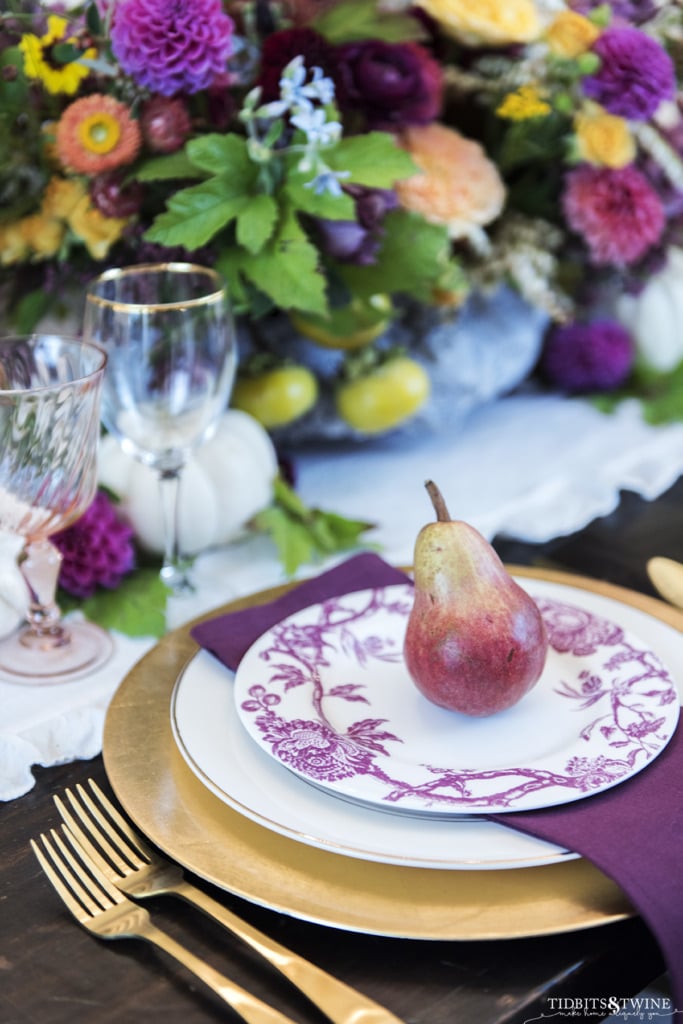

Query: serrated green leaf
[
  {"left": 284, "top": 169, "right": 356, "bottom": 219},
  {"left": 254, "top": 506, "right": 316, "bottom": 577},
  {"left": 239, "top": 206, "right": 328, "bottom": 315},
  {"left": 341, "top": 209, "right": 452, "bottom": 302},
  {"left": 314, "top": 0, "right": 424, "bottom": 43},
  {"left": 59, "top": 569, "right": 169, "bottom": 639},
  {"left": 134, "top": 151, "right": 206, "bottom": 182},
  {"left": 327, "top": 133, "right": 417, "bottom": 187},
  {"left": 186, "top": 133, "right": 253, "bottom": 181},
  {"left": 236, "top": 193, "right": 278, "bottom": 254},
  {"left": 144, "top": 178, "right": 251, "bottom": 249}
]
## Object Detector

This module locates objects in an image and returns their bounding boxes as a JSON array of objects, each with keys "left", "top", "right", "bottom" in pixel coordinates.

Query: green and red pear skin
[{"left": 403, "top": 482, "right": 549, "bottom": 717}]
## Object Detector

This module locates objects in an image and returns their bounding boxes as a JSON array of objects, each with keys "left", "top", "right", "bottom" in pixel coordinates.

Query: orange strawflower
[
  {"left": 395, "top": 123, "right": 505, "bottom": 240},
  {"left": 56, "top": 94, "right": 142, "bottom": 175}
]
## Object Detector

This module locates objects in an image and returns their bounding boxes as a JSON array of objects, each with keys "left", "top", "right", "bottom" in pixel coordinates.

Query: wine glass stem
[
  {"left": 158, "top": 468, "right": 194, "bottom": 595},
  {"left": 19, "top": 539, "right": 70, "bottom": 650}
]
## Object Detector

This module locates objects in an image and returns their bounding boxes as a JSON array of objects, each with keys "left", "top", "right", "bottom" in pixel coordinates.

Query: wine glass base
[{"left": 0, "top": 621, "right": 114, "bottom": 685}]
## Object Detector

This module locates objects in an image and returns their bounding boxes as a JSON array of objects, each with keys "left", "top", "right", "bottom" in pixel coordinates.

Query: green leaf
[
  {"left": 284, "top": 170, "right": 356, "bottom": 219},
  {"left": 239, "top": 206, "right": 328, "bottom": 315},
  {"left": 186, "top": 133, "right": 253, "bottom": 181},
  {"left": 327, "top": 133, "right": 417, "bottom": 187},
  {"left": 254, "top": 476, "right": 376, "bottom": 576},
  {"left": 134, "top": 150, "right": 207, "bottom": 182},
  {"left": 592, "top": 360, "right": 683, "bottom": 426},
  {"left": 340, "top": 209, "right": 453, "bottom": 302},
  {"left": 51, "top": 42, "right": 81, "bottom": 65},
  {"left": 236, "top": 193, "right": 279, "bottom": 254},
  {"left": 59, "top": 569, "right": 169, "bottom": 639},
  {"left": 314, "top": 0, "right": 425, "bottom": 43},
  {"left": 144, "top": 177, "right": 251, "bottom": 250},
  {"left": 12, "top": 289, "right": 52, "bottom": 333}
]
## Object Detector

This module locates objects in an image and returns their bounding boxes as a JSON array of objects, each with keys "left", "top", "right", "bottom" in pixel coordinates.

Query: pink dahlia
[
  {"left": 582, "top": 26, "right": 675, "bottom": 121},
  {"left": 562, "top": 164, "right": 665, "bottom": 266},
  {"left": 54, "top": 491, "right": 136, "bottom": 599},
  {"left": 111, "top": 0, "right": 234, "bottom": 96}
]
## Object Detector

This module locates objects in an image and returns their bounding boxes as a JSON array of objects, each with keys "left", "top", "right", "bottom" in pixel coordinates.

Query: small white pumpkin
[
  {"left": 98, "top": 410, "right": 279, "bottom": 556},
  {"left": 616, "top": 247, "right": 683, "bottom": 372}
]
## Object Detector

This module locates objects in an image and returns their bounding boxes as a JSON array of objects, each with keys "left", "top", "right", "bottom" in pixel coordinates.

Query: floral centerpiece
[
  {"left": 3, "top": 0, "right": 683, "bottom": 628},
  {"left": 3, "top": 0, "right": 683, "bottom": 438}
]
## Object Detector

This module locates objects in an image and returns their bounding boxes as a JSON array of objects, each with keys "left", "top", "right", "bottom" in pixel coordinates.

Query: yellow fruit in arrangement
[
  {"left": 336, "top": 355, "right": 430, "bottom": 435},
  {"left": 291, "top": 294, "right": 393, "bottom": 350},
  {"left": 232, "top": 365, "right": 318, "bottom": 429}
]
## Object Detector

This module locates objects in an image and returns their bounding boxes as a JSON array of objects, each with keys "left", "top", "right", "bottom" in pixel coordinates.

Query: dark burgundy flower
[
  {"left": 334, "top": 40, "right": 442, "bottom": 130},
  {"left": 90, "top": 171, "right": 144, "bottom": 219},
  {"left": 140, "top": 95, "right": 192, "bottom": 153},
  {"left": 54, "top": 491, "right": 136, "bottom": 599},
  {"left": 257, "top": 28, "right": 336, "bottom": 102},
  {"left": 583, "top": 26, "right": 675, "bottom": 121},
  {"left": 541, "top": 319, "right": 634, "bottom": 393}
]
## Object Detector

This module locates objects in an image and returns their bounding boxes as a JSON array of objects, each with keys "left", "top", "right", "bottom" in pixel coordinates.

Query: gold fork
[
  {"left": 31, "top": 826, "right": 298, "bottom": 1024},
  {"left": 54, "top": 780, "right": 404, "bottom": 1024}
]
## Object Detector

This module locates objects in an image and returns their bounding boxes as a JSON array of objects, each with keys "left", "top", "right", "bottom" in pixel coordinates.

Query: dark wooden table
[{"left": 3, "top": 477, "right": 683, "bottom": 1024}]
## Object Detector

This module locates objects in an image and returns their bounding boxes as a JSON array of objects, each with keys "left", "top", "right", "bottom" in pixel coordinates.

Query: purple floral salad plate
[{"left": 232, "top": 582, "right": 680, "bottom": 816}]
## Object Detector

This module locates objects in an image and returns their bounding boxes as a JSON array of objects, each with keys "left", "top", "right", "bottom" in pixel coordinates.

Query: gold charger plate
[{"left": 102, "top": 565, "right": 683, "bottom": 941}]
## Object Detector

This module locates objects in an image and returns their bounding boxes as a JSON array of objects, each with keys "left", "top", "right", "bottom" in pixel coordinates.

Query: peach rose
[
  {"left": 415, "top": 0, "right": 541, "bottom": 46},
  {"left": 395, "top": 124, "right": 505, "bottom": 240}
]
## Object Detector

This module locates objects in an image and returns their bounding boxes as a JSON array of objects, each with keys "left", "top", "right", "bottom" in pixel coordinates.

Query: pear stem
[{"left": 425, "top": 480, "right": 451, "bottom": 522}]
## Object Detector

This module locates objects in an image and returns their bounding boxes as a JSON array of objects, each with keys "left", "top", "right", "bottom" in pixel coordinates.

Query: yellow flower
[
  {"left": 19, "top": 214, "right": 65, "bottom": 259},
  {"left": 574, "top": 108, "right": 636, "bottom": 168},
  {"left": 545, "top": 11, "right": 600, "bottom": 59},
  {"left": 415, "top": 0, "right": 541, "bottom": 46},
  {"left": 497, "top": 85, "right": 551, "bottom": 121},
  {"left": 40, "top": 176, "right": 86, "bottom": 220},
  {"left": 0, "top": 222, "right": 30, "bottom": 265},
  {"left": 19, "top": 15, "right": 96, "bottom": 96},
  {"left": 67, "top": 195, "right": 128, "bottom": 260},
  {"left": 395, "top": 123, "right": 505, "bottom": 240}
]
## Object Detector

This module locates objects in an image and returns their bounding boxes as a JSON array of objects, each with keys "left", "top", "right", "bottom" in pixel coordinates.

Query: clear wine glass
[
  {"left": 0, "top": 334, "right": 112, "bottom": 684},
  {"left": 82, "top": 263, "right": 237, "bottom": 595}
]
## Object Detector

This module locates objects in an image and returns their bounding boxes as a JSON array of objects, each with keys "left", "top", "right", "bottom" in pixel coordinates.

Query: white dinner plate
[
  {"left": 172, "top": 577, "right": 681, "bottom": 871},
  {"left": 233, "top": 582, "right": 679, "bottom": 815}
]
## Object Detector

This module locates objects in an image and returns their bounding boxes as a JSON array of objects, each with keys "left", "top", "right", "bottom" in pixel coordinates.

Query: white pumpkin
[
  {"left": 98, "top": 410, "right": 279, "bottom": 556},
  {"left": 616, "top": 247, "right": 683, "bottom": 372}
]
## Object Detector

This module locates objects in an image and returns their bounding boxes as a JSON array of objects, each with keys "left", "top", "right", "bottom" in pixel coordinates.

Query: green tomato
[
  {"left": 291, "top": 294, "right": 393, "bottom": 350},
  {"left": 336, "top": 357, "right": 430, "bottom": 435},
  {"left": 232, "top": 366, "right": 318, "bottom": 429}
]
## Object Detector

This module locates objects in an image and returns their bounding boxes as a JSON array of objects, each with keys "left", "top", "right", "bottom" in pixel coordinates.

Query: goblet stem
[
  {"left": 18, "top": 539, "right": 71, "bottom": 651},
  {"left": 158, "top": 467, "right": 195, "bottom": 596}
]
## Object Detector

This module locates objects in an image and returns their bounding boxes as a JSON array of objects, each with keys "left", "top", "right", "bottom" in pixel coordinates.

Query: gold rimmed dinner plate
[{"left": 102, "top": 565, "right": 683, "bottom": 941}]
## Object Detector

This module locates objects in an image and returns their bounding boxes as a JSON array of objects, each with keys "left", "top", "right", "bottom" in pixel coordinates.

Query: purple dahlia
[
  {"left": 54, "top": 491, "right": 136, "bottom": 599},
  {"left": 582, "top": 26, "right": 675, "bottom": 121},
  {"left": 111, "top": 0, "right": 235, "bottom": 96},
  {"left": 541, "top": 320, "right": 634, "bottom": 393}
]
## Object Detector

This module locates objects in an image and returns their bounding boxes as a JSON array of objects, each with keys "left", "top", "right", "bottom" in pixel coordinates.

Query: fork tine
[
  {"left": 31, "top": 835, "right": 92, "bottom": 923},
  {"left": 58, "top": 827, "right": 129, "bottom": 908},
  {"left": 58, "top": 790, "right": 132, "bottom": 875},
  {"left": 87, "top": 779, "right": 153, "bottom": 861},
  {"left": 54, "top": 798, "right": 123, "bottom": 881}
]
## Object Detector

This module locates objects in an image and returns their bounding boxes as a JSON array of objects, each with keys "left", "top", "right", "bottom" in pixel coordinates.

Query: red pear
[{"left": 403, "top": 481, "right": 548, "bottom": 717}]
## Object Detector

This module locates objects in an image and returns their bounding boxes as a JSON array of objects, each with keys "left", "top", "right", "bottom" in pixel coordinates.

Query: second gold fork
[{"left": 55, "top": 780, "right": 405, "bottom": 1024}]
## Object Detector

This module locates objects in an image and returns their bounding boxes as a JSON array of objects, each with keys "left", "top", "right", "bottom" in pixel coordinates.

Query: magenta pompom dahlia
[
  {"left": 111, "top": 0, "right": 235, "bottom": 97},
  {"left": 582, "top": 26, "right": 675, "bottom": 121},
  {"left": 562, "top": 164, "right": 665, "bottom": 266},
  {"left": 53, "top": 491, "right": 136, "bottom": 599},
  {"left": 541, "top": 320, "right": 634, "bottom": 393}
]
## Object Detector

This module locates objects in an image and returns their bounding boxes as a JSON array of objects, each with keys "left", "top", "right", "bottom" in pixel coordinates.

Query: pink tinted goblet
[{"left": 0, "top": 335, "right": 112, "bottom": 683}]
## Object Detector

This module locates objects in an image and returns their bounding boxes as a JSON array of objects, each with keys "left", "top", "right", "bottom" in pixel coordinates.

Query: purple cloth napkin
[{"left": 192, "top": 553, "right": 683, "bottom": 1008}]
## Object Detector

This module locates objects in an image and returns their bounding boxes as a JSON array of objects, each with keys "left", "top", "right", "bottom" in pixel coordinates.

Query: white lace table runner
[{"left": 4, "top": 392, "right": 683, "bottom": 801}]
